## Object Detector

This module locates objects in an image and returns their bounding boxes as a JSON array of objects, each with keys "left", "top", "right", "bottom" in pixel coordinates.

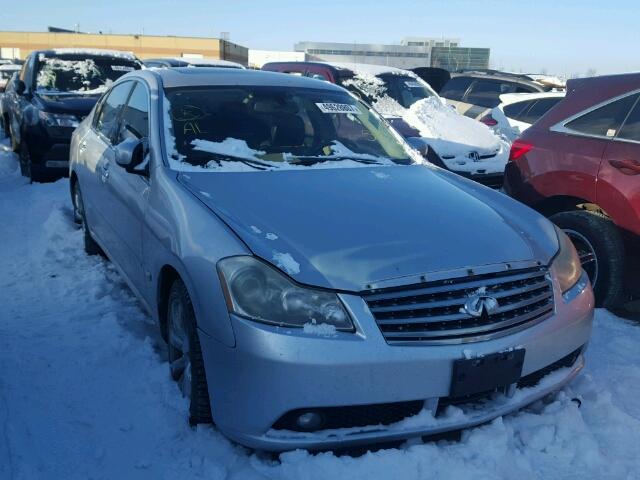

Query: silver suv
[{"left": 69, "top": 68, "right": 593, "bottom": 451}]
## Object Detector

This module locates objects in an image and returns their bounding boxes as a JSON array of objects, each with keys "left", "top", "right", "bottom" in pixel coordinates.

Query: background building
[
  {"left": 295, "top": 37, "right": 489, "bottom": 71},
  {"left": 431, "top": 47, "right": 490, "bottom": 71},
  {"left": 248, "top": 49, "right": 306, "bottom": 69},
  {"left": 295, "top": 40, "right": 431, "bottom": 70},
  {"left": 0, "top": 30, "right": 248, "bottom": 65}
]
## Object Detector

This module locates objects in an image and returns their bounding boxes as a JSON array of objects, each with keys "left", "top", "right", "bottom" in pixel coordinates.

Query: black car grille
[{"left": 363, "top": 266, "right": 554, "bottom": 345}]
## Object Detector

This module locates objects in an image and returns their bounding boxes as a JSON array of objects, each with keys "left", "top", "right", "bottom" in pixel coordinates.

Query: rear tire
[
  {"left": 167, "top": 278, "right": 213, "bottom": 425},
  {"left": 74, "top": 182, "right": 102, "bottom": 256},
  {"left": 550, "top": 210, "right": 625, "bottom": 308}
]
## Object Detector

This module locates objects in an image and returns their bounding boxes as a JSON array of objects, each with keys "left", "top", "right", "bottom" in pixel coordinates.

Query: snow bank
[
  {"left": 0, "top": 138, "right": 19, "bottom": 178},
  {"left": 404, "top": 97, "right": 510, "bottom": 174}
]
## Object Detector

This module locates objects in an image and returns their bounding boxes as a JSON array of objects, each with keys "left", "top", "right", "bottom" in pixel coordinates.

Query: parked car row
[
  {"left": 65, "top": 64, "right": 593, "bottom": 451},
  {"left": 262, "top": 61, "right": 510, "bottom": 188}
]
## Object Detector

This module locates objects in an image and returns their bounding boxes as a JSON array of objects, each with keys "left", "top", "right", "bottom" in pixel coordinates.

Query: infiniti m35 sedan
[{"left": 69, "top": 68, "right": 594, "bottom": 451}]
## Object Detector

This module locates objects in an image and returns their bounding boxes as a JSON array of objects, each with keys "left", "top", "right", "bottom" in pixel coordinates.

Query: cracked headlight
[
  {"left": 552, "top": 226, "right": 583, "bottom": 294},
  {"left": 39, "top": 111, "right": 80, "bottom": 128},
  {"left": 217, "top": 256, "right": 354, "bottom": 331}
]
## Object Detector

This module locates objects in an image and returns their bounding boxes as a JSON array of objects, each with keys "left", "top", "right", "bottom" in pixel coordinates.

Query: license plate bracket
[{"left": 450, "top": 349, "right": 525, "bottom": 397}]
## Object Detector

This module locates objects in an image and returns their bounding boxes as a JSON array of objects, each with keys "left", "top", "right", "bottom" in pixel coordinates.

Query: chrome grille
[{"left": 363, "top": 267, "right": 554, "bottom": 345}]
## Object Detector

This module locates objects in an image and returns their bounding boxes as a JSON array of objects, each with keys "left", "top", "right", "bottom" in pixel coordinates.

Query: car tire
[
  {"left": 550, "top": 210, "right": 625, "bottom": 308},
  {"left": 167, "top": 278, "right": 213, "bottom": 425},
  {"left": 74, "top": 182, "right": 102, "bottom": 256},
  {"left": 18, "top": 141, "right": 44, "bottom": 183}
]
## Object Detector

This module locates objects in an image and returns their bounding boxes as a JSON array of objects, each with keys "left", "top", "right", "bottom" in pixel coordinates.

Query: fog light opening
[{"left": 296, "top": 411, "right": 324, "bottom": 431}]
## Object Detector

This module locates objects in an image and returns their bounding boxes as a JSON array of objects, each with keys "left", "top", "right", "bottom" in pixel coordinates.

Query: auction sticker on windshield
[{"left": 315, "top": 103, "right": 361, "bottom": 114}]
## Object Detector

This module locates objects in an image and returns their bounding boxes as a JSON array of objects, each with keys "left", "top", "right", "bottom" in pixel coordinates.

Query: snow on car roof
[
  {"left": 327, "top": 62, "right": 417, "bottom": 77},
  {"left": 0, "top": 64, "right": 21, "bottom": 71},
  {"left": 49, "top": 48, "right": 138, "bottom": 60},
  {"left": 498, "top": 91, "right": 566, "bottom": 105}
]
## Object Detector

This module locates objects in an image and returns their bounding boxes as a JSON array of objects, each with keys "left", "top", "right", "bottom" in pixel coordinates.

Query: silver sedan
[{"left": 69, "top": 68, "right": 594, "bottom": 451}]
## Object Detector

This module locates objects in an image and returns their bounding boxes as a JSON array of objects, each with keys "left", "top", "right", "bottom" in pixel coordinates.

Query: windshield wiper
[
  {"left": 290, "top": 156, "right": 384, "bottom": 166},
  {"left": 177, "top": 152, "right": 274, "bottom": 171}
]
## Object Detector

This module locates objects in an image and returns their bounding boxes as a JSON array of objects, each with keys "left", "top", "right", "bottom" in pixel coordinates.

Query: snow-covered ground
[{"left": 0, "top": 139, "right": 639, "bottom": 480}]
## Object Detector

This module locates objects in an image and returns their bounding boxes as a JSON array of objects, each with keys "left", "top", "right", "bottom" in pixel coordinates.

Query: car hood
[
  {"left": 34, "top": 92, "right": 100, "bottom": 116},
  {"left": 179, "top": 165, "right": 558, "bottom": 291}
]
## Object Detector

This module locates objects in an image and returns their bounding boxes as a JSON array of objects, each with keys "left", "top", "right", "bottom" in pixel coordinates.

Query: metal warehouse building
[{"left": 0, "top": 30, "right": 248, "bottom": 65}]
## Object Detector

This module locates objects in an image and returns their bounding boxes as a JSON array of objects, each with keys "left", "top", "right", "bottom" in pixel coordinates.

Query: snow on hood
[
  {"left": 403, "top": 97, "right": 510, "bottom": 174},
  {"left": 342, "top": 68, "right": 509, "bottom": 175},
  {"left": 179, "top": 165, "right": 558, "bottom": 290}
]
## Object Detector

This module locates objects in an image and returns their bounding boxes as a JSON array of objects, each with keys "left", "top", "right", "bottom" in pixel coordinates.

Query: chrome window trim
[{"left": 549, "top": 88, "right": 640, "bottom": 141}]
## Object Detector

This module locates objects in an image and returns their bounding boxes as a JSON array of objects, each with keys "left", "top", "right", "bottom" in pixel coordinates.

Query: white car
[
  {"left": 335, "top": 63, "right": 511, "bottom": 187},
  {"left": 0, "top": 64, "right": 21, "bottom": 92},
  {"left": 481, "top": 92, "right": 565, "bottom": 141}
]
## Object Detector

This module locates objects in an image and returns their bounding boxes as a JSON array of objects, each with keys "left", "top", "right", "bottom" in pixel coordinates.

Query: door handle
[
  {"left": 79, "top": 141, "right": 87, "bottom": 152},
  {"left": 609, "top": 158, "right": 640, "bottom": 175}
]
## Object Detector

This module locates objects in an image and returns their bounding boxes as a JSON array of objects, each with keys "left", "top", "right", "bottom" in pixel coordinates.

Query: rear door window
[
  {"left": 518, "top": 97, "right": 563, "bottom": 124},
  {"left": 616, "top": 96, "right": 640, "bottom": 142},
  {"left": 465, "top": 80, "right": 517, "bottom": 108},
  {"left": 439, "top": 77, "right": 473, "bottom": 101},
  {"left": 503, "top": 100, "right": 536, "bottom": 120},
  {"left": 565, "top": 93, "right": 639, "bottom": 138}
]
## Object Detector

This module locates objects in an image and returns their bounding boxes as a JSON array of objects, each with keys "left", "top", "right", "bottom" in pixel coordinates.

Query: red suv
[{"left": 504, "top": 73, "right": 640, "bottom": 308}]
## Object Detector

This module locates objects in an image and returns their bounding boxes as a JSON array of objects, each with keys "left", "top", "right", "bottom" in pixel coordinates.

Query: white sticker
[
  {"left": 606, "top": 128, "right": 616, "bottom": 137},
  {"left": 404, "top": 81, "right": 423, "bottom": 88},
  {"left": 315, "top": 102, "right": 361, "bottom": 114},
  {"left": 112, "top": 65, "right": 135, "bottom": 72}
]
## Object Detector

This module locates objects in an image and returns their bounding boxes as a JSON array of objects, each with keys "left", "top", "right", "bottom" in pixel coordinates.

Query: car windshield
[
  {"left": 35, "top": 55, "right": 139, "bottom": 94},
  {"left": 376, "top": 74, "right": 435, "bottom": 109},
  {"left": 163, "top": 85, "right": 416, "bottom": 172}
]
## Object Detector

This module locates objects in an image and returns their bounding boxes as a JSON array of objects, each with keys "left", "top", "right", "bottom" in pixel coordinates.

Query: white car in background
[
  {"left": 480, "top": 91, "right": 565, "bottom": 141},
  {"left": 0, "top": 64, "right": 21, "bottom": 92}
]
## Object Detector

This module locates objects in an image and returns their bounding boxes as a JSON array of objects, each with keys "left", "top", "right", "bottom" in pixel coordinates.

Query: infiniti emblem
[
  {"left": 463, "top": 290, "right": 499, "bottom": 318},
  {"left": 468, "top": 151, "right": 480, "bottom": 162}
]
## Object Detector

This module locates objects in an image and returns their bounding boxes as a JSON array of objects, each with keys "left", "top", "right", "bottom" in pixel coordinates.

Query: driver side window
[{"left": 94, "top": 81, "right": 133, "bottom": 143}]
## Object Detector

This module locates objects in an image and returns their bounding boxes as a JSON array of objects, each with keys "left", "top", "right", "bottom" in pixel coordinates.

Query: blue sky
[{"left": 1, "top": 0, "right": 637, "bottom": 76}]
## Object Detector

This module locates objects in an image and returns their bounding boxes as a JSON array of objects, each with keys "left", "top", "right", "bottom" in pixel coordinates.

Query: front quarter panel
[{"left": 145, "top": 166, "right": 250, "bottom": 347}]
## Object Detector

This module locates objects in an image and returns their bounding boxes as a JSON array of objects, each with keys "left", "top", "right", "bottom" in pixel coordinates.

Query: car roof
[
  {"left": 452, "top": 71, "right": 547, "bottom": 90},
  {"left": 498, "top": 91, "right": 565, "bottom": 106},
  {"left": 0, "top": 64, "right": 21, "bottom": 71},
  {"left": 144, "top": 57, "right": 244, "bottom": 68},
  {"left": 531, "top": 72, "right": 640, "bottom": 130},
  {"left": 145, "top": 67, "right": 348, "bottom": 91}
]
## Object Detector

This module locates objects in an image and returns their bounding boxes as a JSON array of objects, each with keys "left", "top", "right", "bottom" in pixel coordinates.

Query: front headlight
[
  {"left": 552, "top": 226, "right": 582, "bottom": 293},
  {"left": 217, "top": 256, "right": 354, "bottom": 332},
  {"left": 39, "top": 111, "right": 80, "bottom": 128}
]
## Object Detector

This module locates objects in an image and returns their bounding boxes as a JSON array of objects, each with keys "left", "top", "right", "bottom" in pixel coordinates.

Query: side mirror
[
  {"left": 15, "top": 80, "right": 26, "bottom": 95},
  {"left": 406, "top": 137, "right": 429, "bottom": 157},
  {"left": 115, "top": 137, "right": 148, "bottom": 174}
]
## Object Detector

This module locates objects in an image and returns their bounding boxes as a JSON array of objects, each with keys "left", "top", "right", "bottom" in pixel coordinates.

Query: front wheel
[
  {"left": 550, "top": 210, "right": 625, "bottom": 308},
  {"left": 167, "top": 278, "right": 213, "bottom": 425},
  {"left": 73, "top": 181, "right": 102, "bottom": 256}
]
